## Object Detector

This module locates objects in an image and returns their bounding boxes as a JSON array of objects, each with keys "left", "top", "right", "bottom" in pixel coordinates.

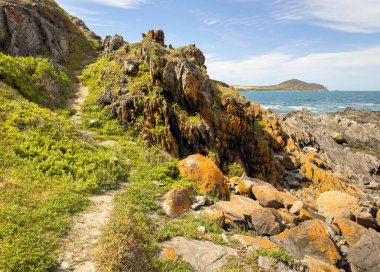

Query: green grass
[
  {"left": 0, "top": 53, "right": 72, "bottom": 107},
  {"left": 0, "top": 82, "right": 129, "bottom": 271},
  {"left": 257, "top": 247, "right": 294, "bottom": 266}
]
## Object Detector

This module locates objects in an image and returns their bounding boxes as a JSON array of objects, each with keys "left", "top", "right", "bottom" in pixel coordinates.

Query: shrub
[{"left": 0, "top": 53, "right": 72, "bottom": 107}]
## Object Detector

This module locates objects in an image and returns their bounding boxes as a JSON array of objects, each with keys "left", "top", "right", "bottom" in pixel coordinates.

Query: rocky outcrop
[
  {"left": 284, "top": 109, "right": 380, "bottom": 196},
  {"left": 0, "top": 0, "right": 98, "bottom": 66}
]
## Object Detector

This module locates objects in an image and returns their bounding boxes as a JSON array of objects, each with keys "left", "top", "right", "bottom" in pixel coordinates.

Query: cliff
[
  {"left": 0, "top": 0, "right": 101, "bottom": 72},
  {"left": 235, "top": 79, "right": 328, "bottom": 91}
]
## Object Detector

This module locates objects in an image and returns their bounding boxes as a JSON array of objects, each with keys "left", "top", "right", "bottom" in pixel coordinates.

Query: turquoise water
[{"left": 240, "top": 91, "right": 380, "bottom": 114}]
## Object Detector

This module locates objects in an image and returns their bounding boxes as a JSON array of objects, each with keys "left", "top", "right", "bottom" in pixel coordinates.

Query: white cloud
[
  {"left": 86, "top": 0, "right": 149, "bottom": 9},
  {"left": 206, "top": 46, "right": 380, "bottom": 90},
  {"left": 274, "top": 0, "right": 380, "bottom": 33}
]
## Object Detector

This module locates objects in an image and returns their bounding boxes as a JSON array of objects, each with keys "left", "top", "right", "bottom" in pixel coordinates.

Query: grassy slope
[{"left": 0, "top": 58, "right": 128, "bottom": 271}]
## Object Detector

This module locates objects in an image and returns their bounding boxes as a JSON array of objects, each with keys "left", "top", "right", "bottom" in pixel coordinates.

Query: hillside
[
  {"left": 235, "top": 79, "right": 329, "bottom": 91},
  {"left": 0, "top": 0, "right": 101, "bottom": 75}
]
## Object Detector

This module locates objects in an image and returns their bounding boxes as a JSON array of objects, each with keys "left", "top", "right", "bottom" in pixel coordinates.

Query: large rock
[
  {"left": 178, "top": 154, "right": 229, "bottom": 198},
  {"left": 162, "top": 237, "right": 236, "bottom": 272},
  {"left": 162, "top": 187, "right": 192, "bottom": 217},
  {"left": 316, "top": 191, "right": 359, "bottom": 218},
  {"left": 215, "top": 195, "right": 262, "bottom": 224},
  {"left": 251, "top": 181, "right": 297, "bottom": 209},
  {"left": 250, "top": 207, "right": 284, "bottom": 235},
  {"left": 333, "top": 218, "right": 368, "bottom": 247},
  {"left": 271, "top": 220, "right": 341, "bottom": 265},
  {"left": 347, "top": 229, "right": 380, "bottom": 272}
]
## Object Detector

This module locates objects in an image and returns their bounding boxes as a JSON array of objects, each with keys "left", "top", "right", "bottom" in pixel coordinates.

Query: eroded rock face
[
  {"left": 178, "top": 154, "right": 229, "bottom": 198},
  {"left": 0, "top": 0, "right": 97, "bottom": 64}
]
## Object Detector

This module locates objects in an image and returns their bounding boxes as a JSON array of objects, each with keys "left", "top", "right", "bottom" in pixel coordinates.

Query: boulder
[
  {"left": 250, "top": 207, "right": 284, "bottom": 235},
  {"left": 376, "top": 209, "right": 380, "bottom": 227},
  {"left": 236, "top": 178, "right": 255, "bottom": 198},
  {"left": 289, "top": 201, "right": 303, "bottom": 214},
  {"left": 89, "top": 119, "right": 100, "bottom": 128},
  {"left": 330, "top": 132, "right": 347, "bottom": 144},
  {"left": 178, "top": 154, "right": 229, "bottom": 198},
  {"left": 162, "top": 237, "right": 236, "bottom": 272},
  {"left": 278, "top": 210, "right": 299, "bottom": 226},
  {"left": 252, "top": 184, "right": 283, "bottom": 209},
  {"left": 282, "top": 156, "right": 300, "bottom": 170},
  {"left": 277, "top": 192, "right": 298, "bottom": 209},
  {"left": 347, "top": 229, "right": 380, "bottom": 272},
  {"left": 351, "top": 205, "right": 377, "bottom": 229},
  {"left": 316, "top": 191, "right": 359, "bottom": 218},
  {"left": 333, "top": 218, "right": 368, "bottom": 247},
  {"left": 162, "top": 187, "right": 192, "bottom": 217},
  {"left": 271, "top": 220, "right": 341, "bottom": 265},
  {"left": 215, "top": 195, "right": 262, "bottom": 224}
]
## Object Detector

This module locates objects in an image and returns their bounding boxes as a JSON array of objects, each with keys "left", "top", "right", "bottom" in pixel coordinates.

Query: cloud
[
  {"left": 273, "top": 0, "right": 380, "bottom": 33},
  {"left": 206, "top": 46, "right": 380, "bottom": 90},
  {"left": 86, "top": 0, "right": 149, "bottom": 9}
]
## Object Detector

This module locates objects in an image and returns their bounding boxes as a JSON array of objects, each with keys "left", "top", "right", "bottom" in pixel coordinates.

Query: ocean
[{"left": 240, "top": 91, "right": 380, "bottom": 114}]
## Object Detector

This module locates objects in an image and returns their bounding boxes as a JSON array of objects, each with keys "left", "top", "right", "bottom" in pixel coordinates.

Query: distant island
[{"left": 234, "top": 79, "right": 329, "bottom": 91}]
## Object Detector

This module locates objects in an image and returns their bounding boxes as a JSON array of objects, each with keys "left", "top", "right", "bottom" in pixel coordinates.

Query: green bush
[{"left": 0, "top": 53, "right": 71, "bottom": 107}]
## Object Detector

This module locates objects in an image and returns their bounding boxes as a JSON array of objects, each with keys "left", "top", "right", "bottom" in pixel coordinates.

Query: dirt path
[
  {"left": 68, "top": 83, "right": 89, "bottom": 125},
  {"left": 57, "top": 79, "right": 126, "bottom": 271}
]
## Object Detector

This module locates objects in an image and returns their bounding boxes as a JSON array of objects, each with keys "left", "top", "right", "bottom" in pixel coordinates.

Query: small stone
[
  {"left": 290, "top": 201, "right": 303, "bottom": 214},
  {"left": 191, "top": 203, "right": 202, "bottom": 211},
  {"left": 197, "top": 226, "right": 206, "bottom": 234},
  {"left": 303, "top": 146, "right": 318, "bottom": 153},
  {"left": 113, "top": 157, "right": 119, "bottom": 167},
  {"left": 221, "top": 233, "right": 229, "bottom": 243},
  {"left": 376, "top": 209, "right": 380, "bottom": 227},
  {"left": 340, "top": 245, "right": 349, "bottom": 255},
  {"left": 89, "top": 119, "right": 100, "bottom": 128}
]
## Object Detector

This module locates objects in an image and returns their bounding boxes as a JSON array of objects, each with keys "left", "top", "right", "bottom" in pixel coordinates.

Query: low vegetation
[
  {"left": 0, "top": 74, "right": 127, "bottom": 270},
  {"left": 0, "top": 53, "right": 71, "bottom": 107}
]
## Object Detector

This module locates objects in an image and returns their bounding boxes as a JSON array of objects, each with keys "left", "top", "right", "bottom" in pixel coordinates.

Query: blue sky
[{"left": 56, "top": 0, "right": 380, "bottom": 90}]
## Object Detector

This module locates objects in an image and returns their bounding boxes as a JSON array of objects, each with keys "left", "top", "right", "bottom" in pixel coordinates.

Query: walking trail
[{"left": 58, "top": 80, "right": 126, "bottom": 272}]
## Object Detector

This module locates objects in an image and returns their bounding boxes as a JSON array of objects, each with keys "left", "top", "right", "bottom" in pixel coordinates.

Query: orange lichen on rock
[
  {"left": 300, "top": 152, "right": 364, "bottom": 198},
  {"left": 234, "top": 234, "right": 278, "bottom": 250},
  {"left": 162, "top": 187, "right": 192, "bottom": 218},
  {"left": 178, "top": 154, "right": 229, "bottom": 198},
  {"left": 333, "top": 218, "right": 368, "bottom": 247},
  {"left": 273, "top": 220, "right": 341, "bottom": 265},
  {"left": 162, "top": 246, "right": 177, "bottom": 260},
  {"left": 303, "top": 256, "right": 342, "bottom": 272}
]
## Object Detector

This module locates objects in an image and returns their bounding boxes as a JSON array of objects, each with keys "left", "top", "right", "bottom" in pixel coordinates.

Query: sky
[{"left": 56, "top": 0, "right": 380, "bottom": 90}]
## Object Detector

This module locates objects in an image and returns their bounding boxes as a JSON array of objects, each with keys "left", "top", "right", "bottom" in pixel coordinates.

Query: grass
[
  {"left": 0, "top": 81, "right": 129, "bottom": 271},
  {"left": 257, "top": 247, "right": 294, "bottom": 266}
]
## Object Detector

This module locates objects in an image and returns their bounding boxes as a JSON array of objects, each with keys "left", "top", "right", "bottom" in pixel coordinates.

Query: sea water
[{"left": 240, "top": 91, "right": 380, "bottom": 114}]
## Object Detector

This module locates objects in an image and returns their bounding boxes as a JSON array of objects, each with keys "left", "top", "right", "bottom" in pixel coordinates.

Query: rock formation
[{"left": 0, "top": 0, "right": 99, "bottom": 66}]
